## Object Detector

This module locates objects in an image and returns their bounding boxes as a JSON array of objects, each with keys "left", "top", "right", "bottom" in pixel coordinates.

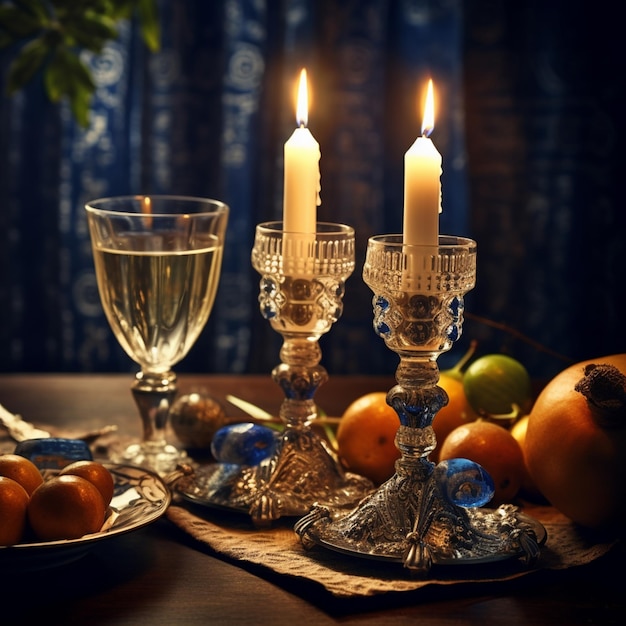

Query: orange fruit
[
  {"left": 438, "top": 420, "right": 525, "bottom": 505},
  {"left": 59, "top": 460, "right": 115, "bottom": 506},
  {"left": 0, "top": 453, "right": 44, "bottom": 495},
  {"left": 28, "top": 475, "right": 106, "bottom": 542},
  {"left": 524, "top": 354, "right": 626, "bottom": 531},
  {"left": 431, "top": 373, "right": 479, "bottom": 462},
  {"left": 336, "top": 392, "right": 401, "bottom": 485},
  {"left": 0, "top": 476, "right": 30, "bottom": 545}
]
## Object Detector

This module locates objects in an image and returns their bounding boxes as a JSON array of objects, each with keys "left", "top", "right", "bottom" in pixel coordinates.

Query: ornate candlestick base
[
  {"left": 295, "top": 235, "right": 546, "bottom": 573},
  {"left": 176, "top": 222, "right": 373, "bottom": 526}
]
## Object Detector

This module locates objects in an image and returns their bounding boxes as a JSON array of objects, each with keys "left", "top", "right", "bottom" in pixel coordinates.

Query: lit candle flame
[
  {"left": 421, "top": 79, "right": 435, "bottom": 138},
  {"left": 141, "top": 196, "right": 152, "bottom": 227},
  {"left": 296, "top": 68, "right": 308, "bottom": 128}
]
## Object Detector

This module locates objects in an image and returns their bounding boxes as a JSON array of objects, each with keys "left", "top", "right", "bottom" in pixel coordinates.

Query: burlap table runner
[
  {"left": 165, "top": 498, "right": 619, "bottom": 599},
  {"left": 1, "top": 425, "right": 619, "bottom": 598}
]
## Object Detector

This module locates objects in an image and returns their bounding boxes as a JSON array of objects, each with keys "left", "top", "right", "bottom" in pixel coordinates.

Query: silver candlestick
[
  {"left": 296, "top": 235, "right": 546, "bottom": 573},
  {"left": 175, "top": 222, "right": 373, "bottom": 526}
]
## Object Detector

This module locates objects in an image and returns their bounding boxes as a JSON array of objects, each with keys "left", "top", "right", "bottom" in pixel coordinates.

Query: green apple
[{"left": 463, "top": 354, "right": 532, "bottom": 417}]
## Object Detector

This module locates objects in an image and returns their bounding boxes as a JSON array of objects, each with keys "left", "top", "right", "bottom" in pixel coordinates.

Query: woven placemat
[
  {"left": 1, "top": 427, "right": 619, "bottom": 598},
  {"left": 166, "top": 499, "right": 619, "bottom": 599}
]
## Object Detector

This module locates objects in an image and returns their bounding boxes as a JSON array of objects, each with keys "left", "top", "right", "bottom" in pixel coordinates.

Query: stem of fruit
[
  {"left": 465, "top": 312, "right": 574, "bottom": 364},
  {"left": 225, "top": 394, "right": 340, "bottom": 426},
  {"left": 444, "top": 340, "right": 478, "bottom": 379},
  {"left": 574, "top": 363, "right": 626, "bottom": 428},
  {"left": 482, "top": 403, "right": 524, "bottom": 424}
]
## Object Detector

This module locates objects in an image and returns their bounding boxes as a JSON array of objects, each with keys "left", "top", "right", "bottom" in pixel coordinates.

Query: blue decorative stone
[
  {"left": 211, "top": 423, "right": 277, "bottom": 466},
  {"left": 433, "top": 457, "right": 495, "bottom": 508},
  {"left": 14, "top": 438, "right": 93, "bottom": 470},
  {"left": 447, "top": 324, "right": 460, "bottom": 341}
]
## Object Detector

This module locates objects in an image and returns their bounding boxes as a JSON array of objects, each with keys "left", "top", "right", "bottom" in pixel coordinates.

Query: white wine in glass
[{"left": 86, "top": 195, "right": 228, "bottom": 474}]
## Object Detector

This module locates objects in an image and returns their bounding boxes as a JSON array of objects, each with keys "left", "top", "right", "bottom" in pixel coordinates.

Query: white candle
[
  {"left": 403, "top": 79, "right": 441, "bottom": 247},
  {"left": 283, "top": 68, "right": 321, "bottom": 234}
]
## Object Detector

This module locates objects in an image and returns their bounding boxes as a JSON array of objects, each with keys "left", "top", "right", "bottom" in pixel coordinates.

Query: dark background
[{"left": 1, "top": 0, "right": 624, "bottom": 381}]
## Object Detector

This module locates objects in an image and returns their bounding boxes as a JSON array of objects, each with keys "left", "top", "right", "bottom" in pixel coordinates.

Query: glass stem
[{"left": 132, "top": 370, "right": 178, "bottom": 445}]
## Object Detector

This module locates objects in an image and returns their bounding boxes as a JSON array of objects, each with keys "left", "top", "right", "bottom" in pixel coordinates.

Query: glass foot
[{"left": 110, "top": 440, "right": 189, "bottom": 476}]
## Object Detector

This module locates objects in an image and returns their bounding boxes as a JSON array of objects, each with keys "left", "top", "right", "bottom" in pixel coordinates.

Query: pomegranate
[{"left": 524, "top": 354, "right": 626, "bottom": 533}]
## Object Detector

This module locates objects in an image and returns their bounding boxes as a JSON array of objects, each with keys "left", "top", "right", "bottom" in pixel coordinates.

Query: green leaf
[
  {"left": 63, "top": 10, "right": 118, "bottom": 51},
  {"left": 107, "top": 0, "right": 134, "bottom": 20},
  {"left": 46, "top": 46, "right": 96, "bottom": 92},
  {"left": 0, "top": 31, "right": 13, "bottom": 49},
  {"left": 137, "top": 0, "right": 160, "bottom": 52},
  {"left": 6, "top": 36, "right": 49, "bottom": 94},
  {"left": 50, "top": 0, "right": 106, "bottom": 13},
  {"left": 322, "top": 422, "right": 338, "bottom": 451},
  {"left": 14, "top": 0, "right": 50, "bottom": 20},
  {"left": 43, "top": 48, "right": 72, "bottom": 102},
  {"left": 43, "top": 46, "right": 96, "bottom": 127},
  {"left": 0, "top": 5, "right": 43, "bottom": 37},
  {"left": 62, "top": 49, "right": 96, "bottom": 91},
  {"left": 3, "top": 0, "right": 160, "bottom": 127},
  {"left": 69, "top": 80, "right": 92, "bottom": 128}
]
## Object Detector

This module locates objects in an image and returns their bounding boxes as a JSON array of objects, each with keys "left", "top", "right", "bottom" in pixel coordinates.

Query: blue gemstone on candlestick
[
  {"left": 262, "top": 305, "right": 277, "bottom": 319},
  {"left": 211, "top": 423, "right": 277, "bottom": 466},
  {"left": 447, "top": 324, "right": 460, "bottom": 341},
  {"left": 375, "top": 295, "right": 389, "bottom": 311},
  {"left": 433, "top": 457, "right": 495, "bottom": 508}
]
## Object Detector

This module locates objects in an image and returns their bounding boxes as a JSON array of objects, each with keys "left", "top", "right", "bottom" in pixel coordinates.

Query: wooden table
[{"left": 0, "top": 374, "right": 624, "bottom": 625}]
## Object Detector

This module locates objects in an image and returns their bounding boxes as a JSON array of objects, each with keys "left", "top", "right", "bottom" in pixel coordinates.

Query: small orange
[
  {"left": 431, "top": 373, "right": 479, "bottom": 462},
  {"left": 0, "top": 476, "right": 30, "bottom": 545},
  {"left": 336, "top": 392, "right": 401, "bottom": 485},
  {"left": 438, "top": 420, "right": 525, "bottom": 505},
  {"left": 28, "top": 475, "right": 106, "bottom": 542},
  {"left": 0, "top": 453, "right": 44, "bottom": 495},
  {"left": 59, "top": 460, "right": 115, "bottom": 506}
]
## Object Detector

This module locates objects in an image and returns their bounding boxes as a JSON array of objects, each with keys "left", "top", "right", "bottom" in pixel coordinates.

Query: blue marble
[
  {"left": 211, "top": 423, "right": 277, "bottom": 466},
  {"left": 14, "top": 437, "right": 93, "bottom": 469},
  {"left": 433, "top": 457, "right": 495, "bottom": 508}
]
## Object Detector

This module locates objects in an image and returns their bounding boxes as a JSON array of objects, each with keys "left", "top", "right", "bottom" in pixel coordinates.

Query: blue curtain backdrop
[{"left": 1, "top": 0, "right": 624, "bottom": 380}]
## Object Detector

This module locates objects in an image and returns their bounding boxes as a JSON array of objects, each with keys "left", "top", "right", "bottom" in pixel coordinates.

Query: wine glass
[{"left": 85, "top": 195, "right": 228, "bottom": 475}]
